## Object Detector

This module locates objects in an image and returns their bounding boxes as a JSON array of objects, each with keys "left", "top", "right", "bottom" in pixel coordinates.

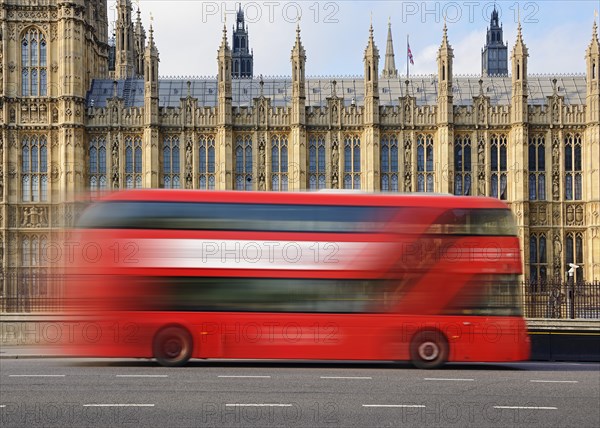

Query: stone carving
[
  {"left": 477, "top": 170, "right": 486, "bottom": 196},
  {"left": 404, "top": 102, "right": 411, "bottom": 124},
  {"left": 552, "top": 205, "right": 561, "bottom": 225},
  {"left": 111, "top": 141, "right": 119, "bottom": 188},
  {"left": 566, "top": 204, "right": 584, "bottom": 226},
  {"left": 552, "top": 99, "right": 560, "bottom": 123},
  {"left": 538, "top": 204, "right": 548, "bottom": 225},
  {"left": 259, "top": 105, "right": 265, "bottom": 124},
  {"left": 553, "top": 233, "right": 562, "bottom": 278},
  {"left": 21, "top": 207, "right": 48, "bottom": 228},
  {"left": 552, "top": 139, "right": 560, "bottom": 201},
  {"left": 185, "top": 142, "right": 193, "bottom": 189},
  {"left": 258, "top": 139, "right": 266, "bottom": 191},
  {"left": 478, "top": 100, "right": 485, "bottom": 124},
  {"left": 403, "top": 139, "right": 412, "bottom": 192},
  {"left": 477, "top": 142, "right": 485, "bottom": 165},
  {"left": 331, "top": 141, "right": 339, "bottom": 189},
  {"left": 7, "top": 161, "right": 17, "bottom": 179}
]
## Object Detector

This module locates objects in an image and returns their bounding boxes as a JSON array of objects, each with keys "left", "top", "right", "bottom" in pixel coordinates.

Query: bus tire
[
  {"left": 153, "top": 327, "right": 193, "bottom": 367},
  {"left": 409, "top": 330, "right": 449, "bottom": 369}
]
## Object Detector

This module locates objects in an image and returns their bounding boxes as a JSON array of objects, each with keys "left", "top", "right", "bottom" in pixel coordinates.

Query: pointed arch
[{"left": 21, "top": 27, "right": 47, "bottom": 96}]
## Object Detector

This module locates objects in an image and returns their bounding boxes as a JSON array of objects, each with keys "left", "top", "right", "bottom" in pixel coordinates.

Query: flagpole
[{"left": 407, "top": 34, "right": 409, "bottom": 78}]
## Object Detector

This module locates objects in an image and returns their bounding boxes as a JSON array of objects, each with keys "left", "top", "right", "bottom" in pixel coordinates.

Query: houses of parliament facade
[{"left": 0, "top": 0, "right": 599, "bottom": 307}]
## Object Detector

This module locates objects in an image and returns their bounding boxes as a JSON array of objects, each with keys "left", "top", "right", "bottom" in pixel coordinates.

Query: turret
[
  {"left": 134, "top": 8, "right": 146, "bottom": 76},
  {"left": 437, "top": 23, "right": 454, "bottom": 125},
  {"left": 510, "top": 22, "right": 528, "bottom": 124},
  {"left": 115, "top": 0, "right": 136, "bottom": 78}
]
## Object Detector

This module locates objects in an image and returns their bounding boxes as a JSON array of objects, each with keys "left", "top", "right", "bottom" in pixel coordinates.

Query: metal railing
[
  {"left": 0, "top": 297, "right": 65, "bottom": 313},
  {"left": 524, "top": 280, "right": 600, "bottom": 319}
]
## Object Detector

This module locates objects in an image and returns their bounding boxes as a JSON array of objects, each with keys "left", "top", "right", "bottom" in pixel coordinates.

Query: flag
[{"left": 408, "top": 43, "right": 414, "bottom": 65}]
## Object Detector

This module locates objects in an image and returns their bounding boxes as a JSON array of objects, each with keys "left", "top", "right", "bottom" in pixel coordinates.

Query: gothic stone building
[{"left": 0, "top": 0, "right": 599, "bottom": 307}]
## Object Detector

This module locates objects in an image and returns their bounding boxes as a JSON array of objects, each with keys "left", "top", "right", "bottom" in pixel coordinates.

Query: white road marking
[
  {"left": 83, "top": 404, "right": 155, "bottom": 407},
  {"left": 0, "top": 405, "right": 6, "bottom": 408},
  {"left": 530, "top": 380, "right": 578, "bottom": 383},
  {"left": 116, "top": 375, "right": 168, "bottom": 378},
  {"left": 494, "top": 406, "right": 557, "bottom": 410},
  {"left": 363, "top": 404, "right": 426, "bottom": 408},
  {"left": 226, "top": 404, "right": 292, "bottom": 407},
  {"left": 218, "top": 375, "right": 272, "bottom": 378},
  {"left": 9, "top": 375, "right": 66, "bottom": 377},
  {"left": 424, "top": 378, "right": 474, "bottom": 381},
  {"left": 320, "top": 376, "right": 372, "bottom": 379}
]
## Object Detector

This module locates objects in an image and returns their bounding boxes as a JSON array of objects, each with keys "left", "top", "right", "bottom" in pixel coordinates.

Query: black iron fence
[
  {"left": 523, "top": 280, "right": 600, "bottom": 319},
  {"left": 1, "top": 280, "right": 600, "bottom": 319},
  {"left": 0, "top": 297, "right": 65, "bottom": 313}
]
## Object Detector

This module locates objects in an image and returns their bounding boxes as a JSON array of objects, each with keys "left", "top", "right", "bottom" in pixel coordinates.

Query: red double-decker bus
[{"left": 63, "top": 190, "right": 530, "bottom": 368}]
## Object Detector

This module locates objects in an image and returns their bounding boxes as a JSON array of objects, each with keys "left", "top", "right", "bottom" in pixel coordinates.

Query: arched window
[
  {"left": 343, "top": 135, "right": 361, "bottom": 189},
  {"left": 417, "top": 135, "right": 434, "bottom": 192},
  {"left": 308, "top": 135, "right": 326, "bottom": 190},
  {"left": 529, "top": 233, "right": 547, "bottom": 291},
  {"left": 235, "top": 135, "right": 253, "bottom": 190},
  {"left": 163, "top": 136, "right": 181, "bottom": 189},
  {"left": 125, "top": 136, "right": 143, "bottom": 189},
  {"left": 21, "top": 135, "right": 48, "bottom": 202},
  {"left": 21, "top": 28, "right": 47, "bottom": 97},
  {"left": 565, "top": 232, "right": 584, "bottom": 283},
  {"left": 89, "top": 136, "right": 107, "bottom": 196},
  {"left": 21, "top": 234, "right": 50, "bottom": 300},
  {"left": 381, "top": 135, "right": 399, "bottom": 191},
  {"left": 564, "top": 134, "right": 582, "bottom": 200},
  {"left": 490, "top": 134, "right": 507, "bottom": 200},
  {"left": 271, "top": 135, "right": 289, "bottom": 191},
  {"left": 199, "top": 135, "right": 216, "bottom": 190},
  {"left": 454, "top": 135, "right": 472, "bottom": 195},
  {"left": 528, "top": 135, "right": 546, "bottom": 200}
]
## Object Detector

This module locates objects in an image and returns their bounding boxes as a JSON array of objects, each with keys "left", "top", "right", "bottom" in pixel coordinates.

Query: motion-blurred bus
[{"left": 63, "top": 190, "right": 530, "bottom": 368}]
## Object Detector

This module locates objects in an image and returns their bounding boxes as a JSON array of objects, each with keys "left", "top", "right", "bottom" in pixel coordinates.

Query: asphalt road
[{"left": 1, "top": 358, "right": 599, "bottom": 427}]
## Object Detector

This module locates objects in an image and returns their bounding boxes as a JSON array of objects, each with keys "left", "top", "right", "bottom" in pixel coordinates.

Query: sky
[{"left": 119, "top": 1, "right": 598, "bottom": 78}]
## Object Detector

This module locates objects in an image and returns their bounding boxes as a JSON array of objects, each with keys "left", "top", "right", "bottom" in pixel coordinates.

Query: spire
[
  {"left": 363, "top": 20, "right": 380, "bottom": 124},
  {"left": 441, "top": 22, "right": 450, "bottom": 50},
  {"left": 512, "top": 19, "right": 528, "bottom": 57},
  {"left": 490, "top": 4, "right": 499, "bottom": 27},
  {"left": 220, "top": 24, "right": 229, "bottom": 51},
  {"left": 135, "top": 8, "right": 143, "bottom": 34},
  {"left": 364, "top": 18, "right": 379, "bottom": 58},
  {"left": 590, "top": 18, "right": 599, "bottom": 49},
  {"left": 292, "top": 22, "right": 305, "bottom": 57},
  {"left": 133, "top": 8, "right": 146, "bottom": 77},
  {"left": 382, "top": 18, "right": 398, "bottom": 78},
  {"left": 147, "top": 24, "right": 157, "bottom": 54}
]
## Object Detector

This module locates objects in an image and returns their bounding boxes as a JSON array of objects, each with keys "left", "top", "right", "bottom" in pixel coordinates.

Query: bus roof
[{"left": 93, "top": 189, "right": 510, "bottom": 210}]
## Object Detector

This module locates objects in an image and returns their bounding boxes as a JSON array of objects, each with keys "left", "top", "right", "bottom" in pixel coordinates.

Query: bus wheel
[
  {"left": 410, "top": 330, "right": 449, "bottom": 369},
  {"left": 153, "top": 327, "right": 193, "bottom": 367}
]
